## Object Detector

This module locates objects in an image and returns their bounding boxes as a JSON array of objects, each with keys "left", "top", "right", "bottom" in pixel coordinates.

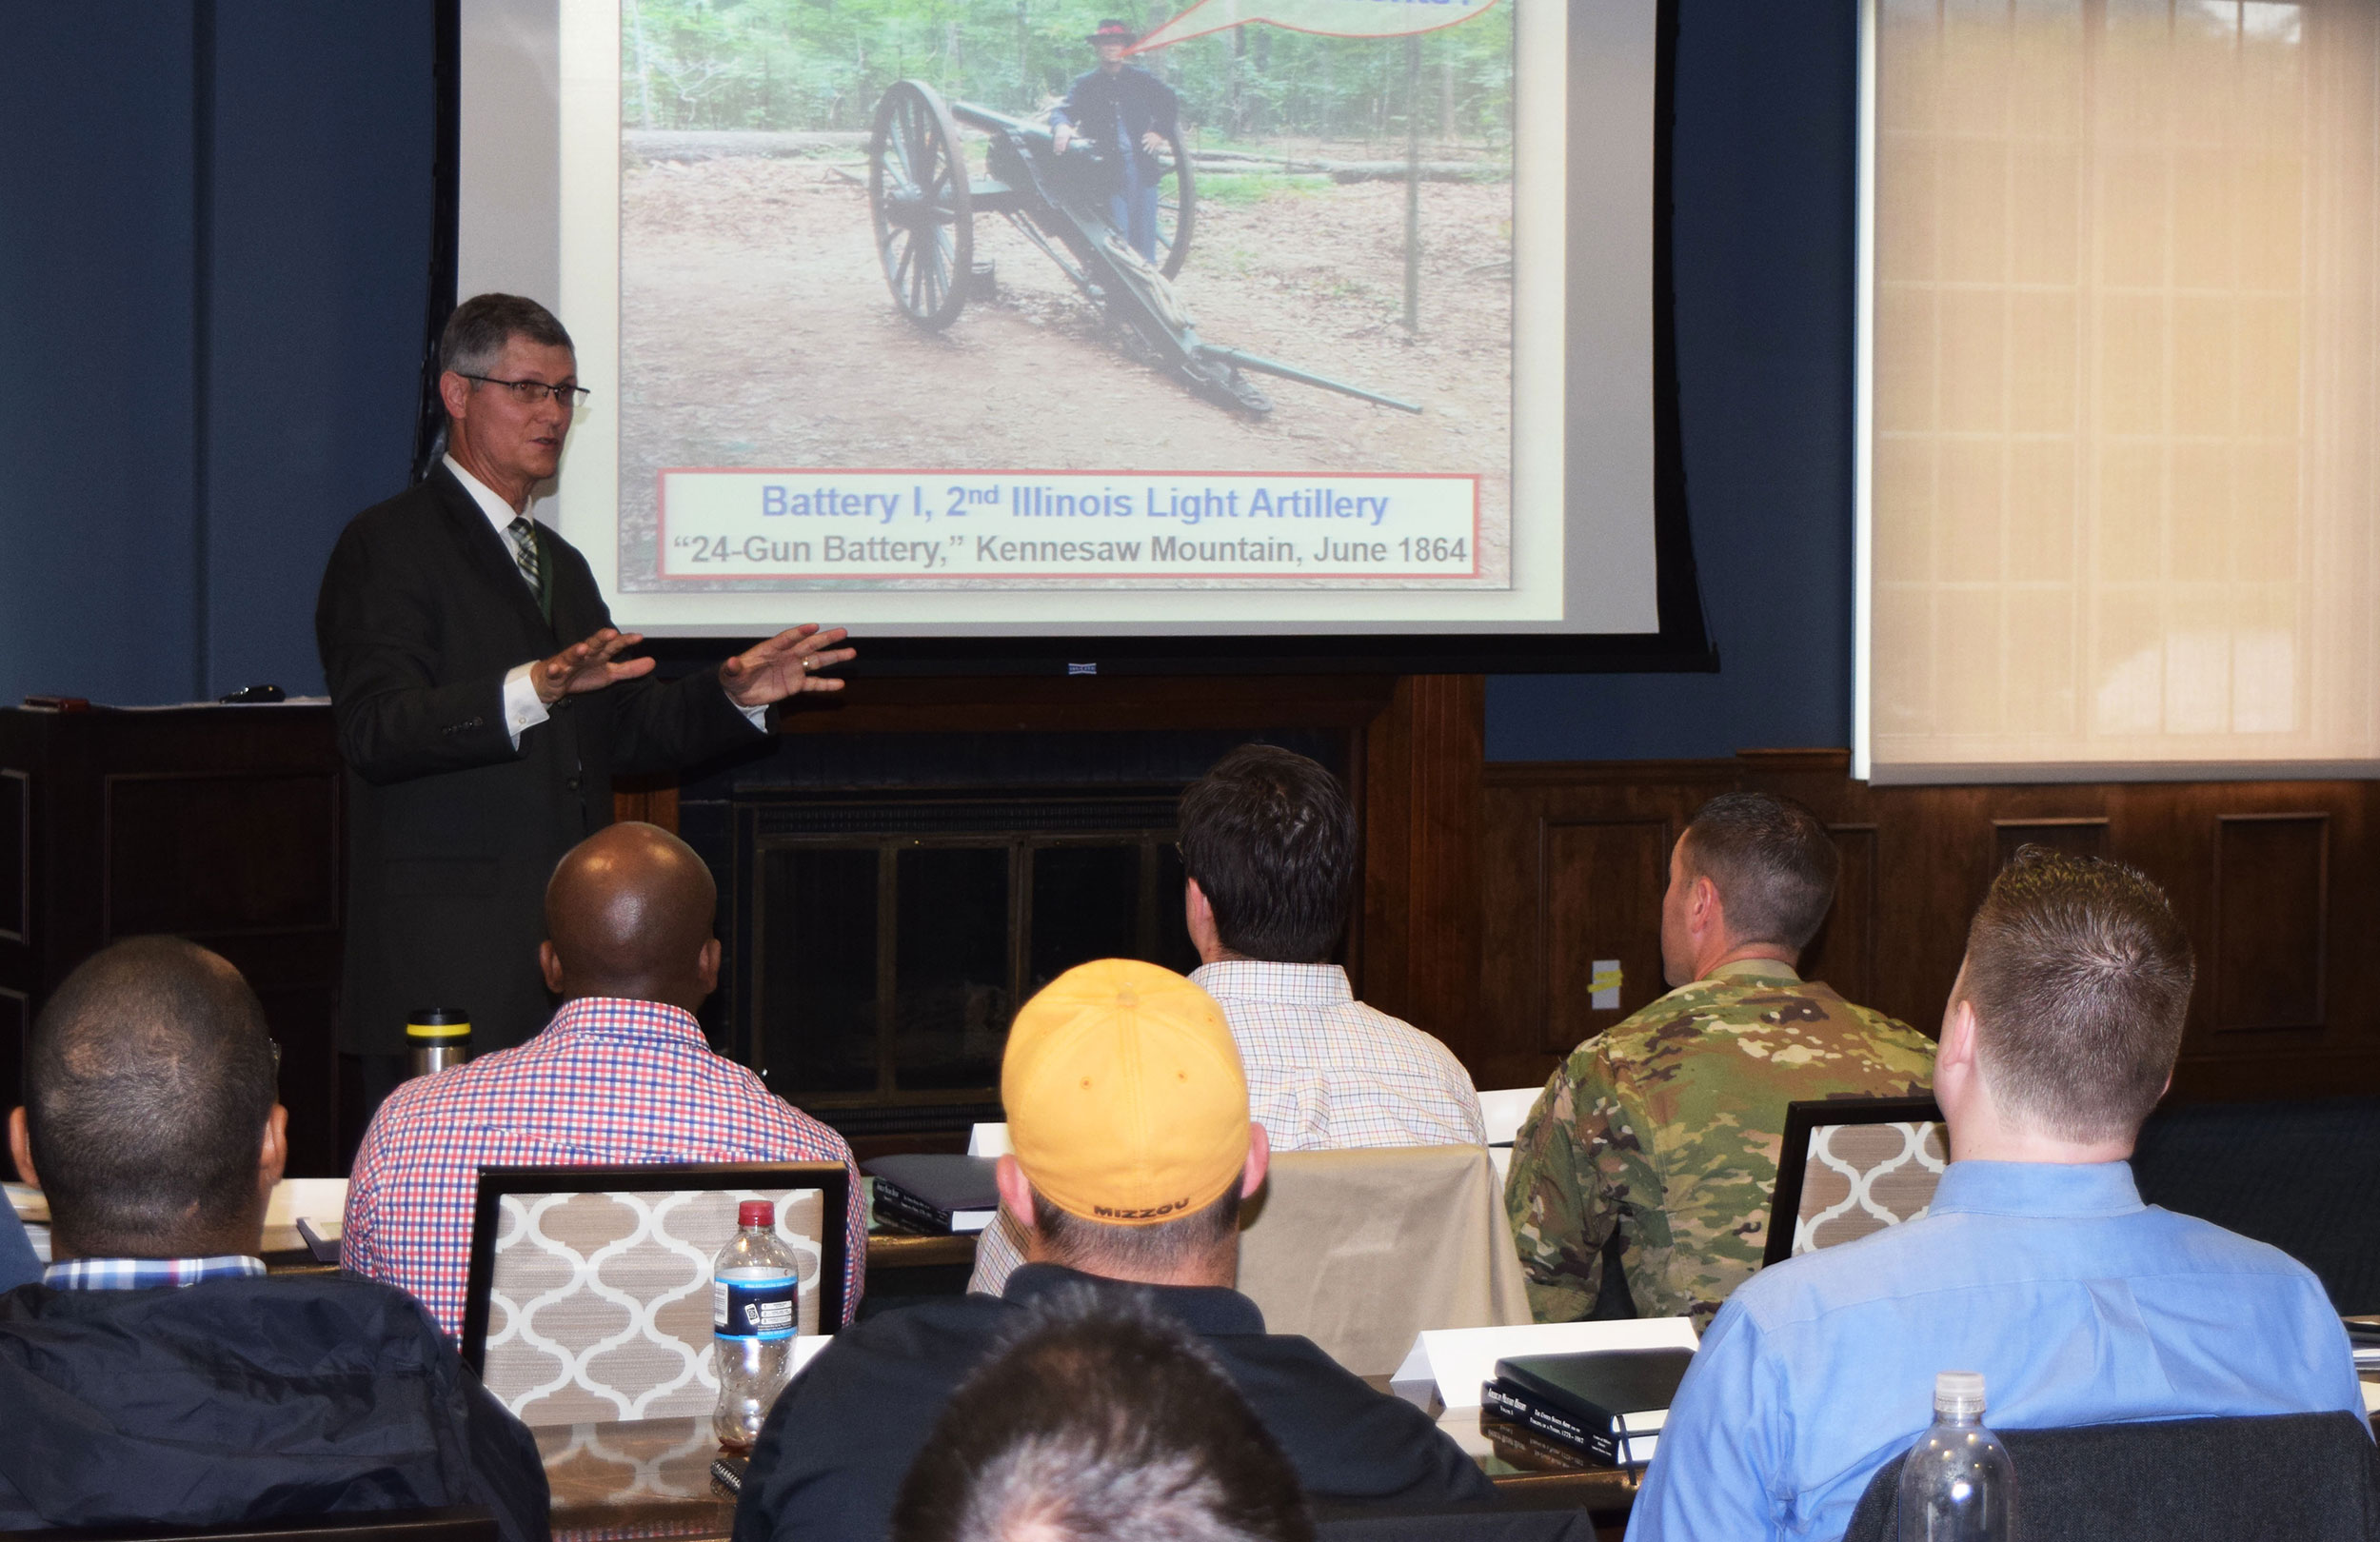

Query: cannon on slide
[{"left": 866, "top": 79, "right": 1419, "bottom": 417}]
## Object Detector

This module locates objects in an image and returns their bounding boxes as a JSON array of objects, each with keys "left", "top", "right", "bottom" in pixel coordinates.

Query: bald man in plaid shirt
[
  {"left": 344, "top": 822, "right": 864, "bottom": 1334},
  {"left": 970, "top": 744, "right": 1483, "bottom": 1291}
]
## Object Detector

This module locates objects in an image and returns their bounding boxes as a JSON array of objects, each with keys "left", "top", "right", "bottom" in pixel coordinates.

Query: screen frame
[{"left": 419, "top": 0, "right": 1712, "bottom": 679}]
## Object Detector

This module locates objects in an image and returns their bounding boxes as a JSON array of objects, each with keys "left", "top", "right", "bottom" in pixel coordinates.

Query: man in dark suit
[{"left": 317, "top": 293, "right": 851, "bottom": 1123}]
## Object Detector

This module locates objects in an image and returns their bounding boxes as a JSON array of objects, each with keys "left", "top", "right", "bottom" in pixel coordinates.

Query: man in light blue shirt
[{"left": 1631, "top": 848, "right": 2365, "bottom": 1542}]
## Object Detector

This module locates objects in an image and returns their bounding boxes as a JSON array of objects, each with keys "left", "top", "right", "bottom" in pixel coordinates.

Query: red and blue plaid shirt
[{"left": 343, "top": 996, "right": 865, "bottom": 1336}]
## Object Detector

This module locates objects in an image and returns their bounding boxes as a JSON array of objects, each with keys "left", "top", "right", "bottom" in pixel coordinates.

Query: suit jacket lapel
[{"left": 426, "top": 465, "right": 556, "bottom": 643}]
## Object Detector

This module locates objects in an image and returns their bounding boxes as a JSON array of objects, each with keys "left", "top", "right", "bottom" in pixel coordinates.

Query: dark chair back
[
  {"left": 1841, "top": 1411, "right": 2380, "bottom": 1542},
  {"left": 1316, "top": 1511, "right": 1598, "bottom": 1542},
  {"left": 1761, "top": 1096, "right": 1946, "bottom": 1267},
  {"left": 25, "top": 1506, "right": 498, "bottom": 1542}
]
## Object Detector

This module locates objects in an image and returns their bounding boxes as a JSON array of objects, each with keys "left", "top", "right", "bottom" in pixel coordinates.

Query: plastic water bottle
[
  {"left": 1896, "top": 1371, "right": 2016, "bottom": 1541},
  {"left": 711, "top": 1200, "right": 800, "bottom": 1450}
]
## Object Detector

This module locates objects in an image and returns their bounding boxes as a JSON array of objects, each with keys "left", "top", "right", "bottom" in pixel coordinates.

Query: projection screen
[{"left": 453, "top": 0, "right": 1693, "bottom": 669}]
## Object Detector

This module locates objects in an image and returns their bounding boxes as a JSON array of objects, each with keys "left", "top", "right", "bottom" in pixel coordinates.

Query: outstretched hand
[
  {"left": 535, "top": 628, "right": 656, "bottom": 705},
  {"left": 720, "top": 624, "right": 855, "bottom": 709}
]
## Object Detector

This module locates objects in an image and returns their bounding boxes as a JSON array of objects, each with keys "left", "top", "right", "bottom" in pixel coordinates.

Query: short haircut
[
  {"left": 1957, "top": 846, "right": 2195, "bottom": 1143},
  {"left": 25, "top": 937, "right": 277, "bottom": 1255},
  {"left": 1032, "top": 1182, "right": 1242, "bottom": 1278},
  {"left": 1177, "top": 745, "right": 1355, "bottom": 964},
  {"left": 1678, "top": 791, "right": 1839, "bottom": 952},
  {"left": 890, "top": 1286, "right": 1312, "bottom": 1542},
  {"left": 439, "top": 292, "right": 574, "bottom": 382}
]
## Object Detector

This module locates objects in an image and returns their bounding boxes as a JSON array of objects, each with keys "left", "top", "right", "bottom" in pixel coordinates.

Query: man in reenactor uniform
[
  {"left": 1050, "top": 18, "right": 1180, "bottom": 263},
  {"left": 1504, "top": 792, "right": 1935, "bottom": 1328}
]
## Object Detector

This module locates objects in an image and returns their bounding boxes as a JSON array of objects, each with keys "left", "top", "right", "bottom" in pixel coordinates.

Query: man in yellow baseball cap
[{"left": 736, "top": 960, "right": 1493, "bottom": 1542}]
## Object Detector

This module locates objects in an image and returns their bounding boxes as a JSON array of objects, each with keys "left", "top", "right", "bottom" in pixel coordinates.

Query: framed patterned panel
[
  {"left": 1760, "top": 1097, "right": 1946, "bottom": 1267},
  {"left": 460, "top": 1162, "right": 849, "bottom": 1426}
]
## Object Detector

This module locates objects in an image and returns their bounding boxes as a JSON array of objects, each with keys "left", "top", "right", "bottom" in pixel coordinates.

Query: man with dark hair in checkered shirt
[{"left": 343, "top": 821, "right": 865, "bottom": 1335}]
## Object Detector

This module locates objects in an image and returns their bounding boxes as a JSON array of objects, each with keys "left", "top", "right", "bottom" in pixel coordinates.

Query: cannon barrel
[
  {"left": 1197, "top": 346, "right": 1424, "bottom": 415},
  {"left": 933, "top": 93, "right": 1421, "bottom": 417},
  {"left": 949, "top": 100, "right": 1047, "bottom": 144}
]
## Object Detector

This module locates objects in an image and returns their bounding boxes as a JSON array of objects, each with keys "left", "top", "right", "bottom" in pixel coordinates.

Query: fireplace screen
[{"left": 744, "top": 792, "right": 1199, "bottom": 1104}]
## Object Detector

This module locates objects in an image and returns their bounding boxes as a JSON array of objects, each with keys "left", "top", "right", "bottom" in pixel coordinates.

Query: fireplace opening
[{"left": 681, "top": 728, "right": 1351, "bottom": 1137}]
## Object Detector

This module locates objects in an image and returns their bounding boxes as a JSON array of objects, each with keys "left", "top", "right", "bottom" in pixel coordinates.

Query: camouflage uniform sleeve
[
  {"left": 1503, "top": 1049, "right": 1637, "bottom": 1323},
  {"left": 1851, "top": 1006, "right": 1939, "bottom": 1090}
]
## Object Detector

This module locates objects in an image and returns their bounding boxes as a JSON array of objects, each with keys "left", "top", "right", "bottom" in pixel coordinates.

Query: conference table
[
  {"left": 535, "top": 1408, "right": 1640, "bottom": 1542},
  {"left": 534, "top": 1228, "right": 1640, "bottom": 1536}
]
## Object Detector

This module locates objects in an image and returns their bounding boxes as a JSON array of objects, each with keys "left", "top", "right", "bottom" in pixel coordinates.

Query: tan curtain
[{"left": 1868, "top": 0, "right": 2380, "bottom": 779}]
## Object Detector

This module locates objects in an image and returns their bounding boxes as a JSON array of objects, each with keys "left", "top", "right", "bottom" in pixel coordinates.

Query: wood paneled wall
[
  {"left": 0, "top": 707, "right": 347, "bottom": 1176},
  {"left": 1471, "top": 750, "right": 2380, "bottom": 1102}
]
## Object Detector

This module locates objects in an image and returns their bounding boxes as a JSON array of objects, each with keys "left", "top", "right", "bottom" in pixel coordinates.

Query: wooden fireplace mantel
[{"left": 613, "top": 671, "right": 1486, "bottom": 1054}]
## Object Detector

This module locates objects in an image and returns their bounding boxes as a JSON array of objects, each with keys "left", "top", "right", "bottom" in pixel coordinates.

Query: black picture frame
[
  {"left": 417, "top": 0, "right": 1707, "bottom": 677},
  {"left": 1760, "top": 1096, "right": 1945, "bottom": 1268},
  {"left": 459, "top": 1159, "right": 853, "bottom": 1375}
]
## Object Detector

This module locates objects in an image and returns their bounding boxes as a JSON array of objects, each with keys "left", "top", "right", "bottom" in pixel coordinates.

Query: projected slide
[
  {"left": 614, "top": 0, "right": 1512, "bottom": 600},
  {"left": 472, "top": 0, "right": 1659, "bottom": 637}
]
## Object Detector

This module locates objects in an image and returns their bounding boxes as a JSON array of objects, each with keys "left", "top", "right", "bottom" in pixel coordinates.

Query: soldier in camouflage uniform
[{"left": 1505, "top": 793, "right": 1934, "bottom": 1328}]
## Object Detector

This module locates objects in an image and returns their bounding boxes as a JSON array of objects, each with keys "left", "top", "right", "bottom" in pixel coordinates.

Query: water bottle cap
[
  {"left": 738, "top": 1200, "right": 775, "bottom": 1229},
  {"left": 1934, "top": 1370, "right": 1987, "bottom": 1415}
]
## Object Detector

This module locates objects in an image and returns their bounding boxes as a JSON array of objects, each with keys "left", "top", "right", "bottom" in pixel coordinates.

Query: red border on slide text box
[{"left": 653, "top": 465, "right": 1485, "bottom": 582}]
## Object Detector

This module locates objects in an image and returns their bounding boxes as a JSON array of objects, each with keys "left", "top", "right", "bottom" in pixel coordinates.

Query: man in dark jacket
[
  {"left": 317, "top": 291, "right": 855, "bottom": 1125},
  {"left": 0, "top": 938, "right": 548, "bottom": 1542},
  {"left": 1050, "top": 19, "right": 1180, "bottom": 261},
  {"left": 734, "top": 960, "right": 1493, "bottom": 1542}
]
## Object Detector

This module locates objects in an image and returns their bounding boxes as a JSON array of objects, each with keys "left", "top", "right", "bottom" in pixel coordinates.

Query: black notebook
[
  {"left": 1482, "top": 1347, "right": 1693, "bottom": 1467},
  {"left": 1494, "top": 1348, "right": 1694, "bottom": 1435},
  {"left": 863, "top": 1154, "right": 1001, "bottom": 1235}
]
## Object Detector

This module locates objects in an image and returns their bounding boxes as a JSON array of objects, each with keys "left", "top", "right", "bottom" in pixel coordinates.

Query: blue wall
[
  {"left": 1, "top": 2, "right": 1854, "bottom": 759},
  {"left": 2, "top": 14, "right": 200, "bottom": 705},
  {"left": 1492, "top": 0, "right": 1859, "bottom": 761},
  {"left": 0, "top": 3, "right": 433, "bottom": 707}
]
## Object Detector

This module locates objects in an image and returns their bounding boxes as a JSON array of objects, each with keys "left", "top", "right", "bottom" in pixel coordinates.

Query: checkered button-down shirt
[
  {"left": 1196, "top": 960, "right": 1486, "bottom": 1151},
  {"left": 969, "top": 959, "right": 1487, "bottom": 1292},
  {"left": 45, "top": 1255, "right": 266, "bottom": 1290},
  {"left": 343, "top": 996, "right": 864, "bottom": 1337}
]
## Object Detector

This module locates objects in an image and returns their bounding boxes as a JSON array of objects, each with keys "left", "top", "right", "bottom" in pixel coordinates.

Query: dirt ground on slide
[{"left": 616, "top": 151, "right": 1513, "bottom": 588}]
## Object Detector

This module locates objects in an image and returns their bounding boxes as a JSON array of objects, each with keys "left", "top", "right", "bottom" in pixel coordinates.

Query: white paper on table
[
  {"left": 966, "top": 1123, "right": 1012, "bottom": 1157},
  {"left": 263, "top": 1177, "right": 350, "bottom": 1255},
  {"left": 2361, "top": 1379, "right": 2380, "bottom": 1415},
  {"left": 9, "top": 1179, "right": 349, "bottom": 1257},
  {"left": 1476, "top": 1088, "right": 1543, "bottom": 1147},
  {"left": 792, "top": 1334, "right": 832, "bottom": 1378},
  {"left": 1390, "top": 1317, "right": 1700, "bottom": 1412}
]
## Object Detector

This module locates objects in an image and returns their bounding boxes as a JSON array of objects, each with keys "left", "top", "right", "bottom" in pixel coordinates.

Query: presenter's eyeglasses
[{"left": 460, "top": 373, "right": 592, "bottom": 408}]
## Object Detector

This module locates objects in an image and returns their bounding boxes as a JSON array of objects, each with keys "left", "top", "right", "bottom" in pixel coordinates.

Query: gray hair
[
  {"left": 891, "top": 1288, "right": 1312, "bottom": 1542},
  {"left": 439, "top": 292, "right": 574, "bottom": 381}
]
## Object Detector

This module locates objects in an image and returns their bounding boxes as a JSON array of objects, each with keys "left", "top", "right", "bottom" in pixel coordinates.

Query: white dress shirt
[
  {"left": 967, "top": 959, "right": 1486, "bottom": 1293},
  {"left": 443, "top": 455, "right": 764, "bottom": 747}
]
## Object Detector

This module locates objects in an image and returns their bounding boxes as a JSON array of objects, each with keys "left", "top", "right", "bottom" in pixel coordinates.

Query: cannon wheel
[
  {"left": 1155, "top": 122, "right": 1195, "bottom": 279},
  {"left": 870, "top": 81, "right": 973, "bottom": 329}
]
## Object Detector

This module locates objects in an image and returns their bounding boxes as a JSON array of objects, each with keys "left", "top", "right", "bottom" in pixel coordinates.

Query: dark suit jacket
[{"left": 316, "top": 465, "right": 762, "bottom": 1055}]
